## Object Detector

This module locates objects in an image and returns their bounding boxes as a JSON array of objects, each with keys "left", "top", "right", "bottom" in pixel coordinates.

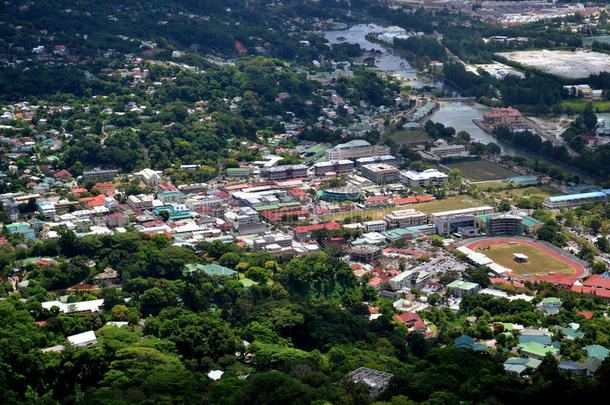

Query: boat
[{"left": 337, "top": 36, "right": 346, "bottom": 41}]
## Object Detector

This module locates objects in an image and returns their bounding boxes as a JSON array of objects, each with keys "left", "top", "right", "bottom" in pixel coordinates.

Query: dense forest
[{"left": 2, "top": 232, "right": 610, "bottom": 404}]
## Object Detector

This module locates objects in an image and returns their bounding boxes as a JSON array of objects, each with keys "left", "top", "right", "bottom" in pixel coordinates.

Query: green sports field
[
  {"left": 473, "top": 242, "right": 573, "bottom": 275},
  {"left": 386, "top": 129, "right": 432, "bottom": 144},
  {"left": 445, "top": 160, "right": 517, "bottom": 182},
  {"left": 322, "top": 196, "right": 485, "bottom": 221}
]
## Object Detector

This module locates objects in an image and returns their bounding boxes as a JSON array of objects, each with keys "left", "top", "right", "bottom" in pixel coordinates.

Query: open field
[
  {"left": 386, "top": 129, "right": 431, "bottom": 144},
  {"left": 445, "top": 160, "right": 517, "bottom": 181},
  {"left": 471, "top": 241, "right": 574, "bottom": 275},
  {"left": 322, "top": 196, "right": 485, "bottom": 221},
  {"left": 496, "top": 50, "right": 610, "bottom": 79},
  {"left": 499, "top": 185, "right": 559, "bottom": 199},
  {"left": 560, "top": 99, "right": 610, "bottom": 113}
]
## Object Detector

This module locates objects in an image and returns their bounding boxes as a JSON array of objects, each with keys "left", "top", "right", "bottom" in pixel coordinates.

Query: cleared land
[
  {"left": 386, "top": 129, "right": 431, "bottom": 144},
  {"left": 497, "top": 50, "right": 610, "bottom": 79},
  {"left": 473, "top": 242, "right": 573, "bottom": 275},
  {"left": 445, "top": 160, "right": 517, "bottom": 181},
  {"left": 322, "top": 196, "right": 485, "bottom": 221}
]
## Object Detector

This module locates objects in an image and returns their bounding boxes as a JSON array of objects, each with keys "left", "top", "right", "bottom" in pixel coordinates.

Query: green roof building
[
  {"left": 184, "top": 263, "right": 237, "bottom": 277},
  {"left": 518, "top": 342, "right": 559, "bottom": 359},
  {"left": 447, "top": 280, "right": 481, "bottom": 297},
  {"left": 583, "top": 344, "right": 609, "bottom": 361}
]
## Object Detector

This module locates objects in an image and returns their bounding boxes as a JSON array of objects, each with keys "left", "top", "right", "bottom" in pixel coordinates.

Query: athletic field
[
  {"left": 445, "top": 160, "right": 517, "bottom": 182},
  {"left": 470, "top": 241, "right": 574, "bottom": 275}
]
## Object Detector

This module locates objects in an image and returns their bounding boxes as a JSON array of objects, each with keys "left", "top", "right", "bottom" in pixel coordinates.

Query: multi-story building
[
  {"left": 485, "top": 213, "right": 523, "bottom": 236},
  {"left": 361, "top": 163, "right": 400, "bottom": 184},
  {"left": 265, "top": 164, "right": 308, "bottom": 181},
  {"left": 6, "top": 222, "right": 35, "bottom": 240},
  {"left": 293, "top": 222, "right": 341, "bottom": 241},
  {"left": 224, "top": 207, "right": 260, "bottom": 231},
  {"left": 313, "top": 160, "right": 354, "bottom": 176},
  {"left": 135, "top": 168, "right": 161, "bottom": 186},
  {"left": 447, "top": 280, "right": 481, "bottom": 297},
  {"left": 435, "top": 215, "right": 478, "bottom": 237},
  {"left": 363, "top": 220, "right": 387, "bottom": 232},
  {"left": 325, "top": 140, "right": 390, "bottom": 161},
  {"left": 355, "top": 155, "right": 398, "bottom": 167},
  {"left": 82, "top": 169, "right": 119, "bottom": 181},
  {"left": 36, "top": 201, "right": 56, "bottom": 219},
  {"left": 429, "top": 206, "right": 494, "bottom": 221},
  {"left": 400, "top": 169, "right": 448, "bottom": 187},
  {"left": 106, "top": 213, "right": 129, "bottom": 228},
  {"left": 4, "top": 200, "right": 20, "bottom": 221},
  {"left": 482, "top": 107, "right": 525, "bottom": 129},
  {"left": 347, "top": 245, "right": 382, "bottom": 264},
  {"left": 430, "top": 144, "right": 467, "bottom": 158},
  {"left": 384, "top": 209, "right": 427, "bottom": 229},
  {"left": 127, "top": 194, "right": 154, "bottom": 210},
  {"left": 159, "top": 190, "right": 186, "bottom": 205},
  {"left": 543, "top": 189, "right": 610, "bottom": 209}
]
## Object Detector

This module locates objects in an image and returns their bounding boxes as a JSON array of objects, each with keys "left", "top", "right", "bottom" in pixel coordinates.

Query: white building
[
  {"left": 325, "top": 140, "right": 390, "bottom": 161},
  {"left": 135, "top": 168, "right": 161, "bottom": 186},
  {"left": 36, "top": 200, "right": 56, "bottom": 219},
  {"left": 363, "top": 220, "right": 387, "bottom": 232},
  {"left": 383, "top": 209, "right": 427, "bottom": 229},
  {"left": 400, "top": 169, "right": 448, "bottom": 187},
  {"left": 224, "top": 207, "right": 260, "bottom": 230},
  {"left": 67, "top": 330, "right": 98, "bottom": 348}
]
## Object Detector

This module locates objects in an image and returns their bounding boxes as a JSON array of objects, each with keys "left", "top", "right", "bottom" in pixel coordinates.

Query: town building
[
  {"left": 135, "top": 168, "right": 161, "bottom": 186},
  {"left": 317, "top": 187, "right": 362, "bottom": 202},
  {"left": 93, "top": 267, "right": 119, "bottom": 287},
  {"left": 265, "top": 164, "right": 308, "bottom": 181},
  {"left": 293, "top": 222, "right": 341, "bottom": 241},
  {"left": 430, "top": 144, "right": 467, "bottom": 158},
  {"left": 400, "top": 169, "right": 448, "bottom": 187},
  {"left": 347, "top": 245, "right": 382, "bottom": 264},
  {"left": 360, "top": 163, "right": 400, "bottom": 184},
  {"left": 363, "top": 220, "right": 387, "bottom": 233},
  {"left": 106, "top": 213, "right": 129, "bottom": 228},
  {"left": 67, "top": 331, "right": 98, "bottom": 348},
  {"left": 82, "top": 169, "right": 119, "bottom": 181},
  {"left": 344, "top": 367, "right": 393, "bottom": 398},
  {"left": 429, "top": 206, "right": 494, "bottom": 221},
  {"left": 447, "top": 280, "right": 481, "bottom": 297},
  {"left": 384, "top": 209, "right": 427, "bottom": 229},
  {"left": 435, "top": 215, "right": 478, "bottom": 237},
  {"left": 482, "top": 107, "right": 526, "bottom": 129},
  {"left": 543, "top": 189, "right": 610, "bottom": 208},
  {"left": 325, "top": 140, "right": 390, "bottom": 161},
  {"left": 159, "top": 190, "right": 186, "bottom": 205},
  {"left": 355, "top": 155, "right": 398, "bottom": 167},
  {"left": 484, "top": 213, "right": 524, "bottom": 236},
  {"left": 313, "top": 160, "right": 354, "bottom": 176},
  {"left": 36, "top": 200, "right": 56, "bottom": 219}
]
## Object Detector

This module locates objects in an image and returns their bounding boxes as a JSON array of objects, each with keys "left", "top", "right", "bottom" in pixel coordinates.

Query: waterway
[
  {"left": 324, "top": 25, "right": 514, "bottom": 150},
  {"left": 323, "top": 23, "right": 594, "bottom": 178},
  {"left": 324, "top": 24, "right": 444, "bottom": 89}
]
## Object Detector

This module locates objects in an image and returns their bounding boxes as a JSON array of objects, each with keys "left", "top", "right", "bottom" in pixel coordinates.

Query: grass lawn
[
  {"left": 560, "top": 99, "right": 610, "bottom": 113},
  {"left": 499, "top": 185, "right": 559, "bottom": 199},
  {"left": 386, "top": 129, "right": 432, "bottom": 144},
  {"left": 474, "top": 242, "right": 573, "bottom": 275},
  {"left": 322, "top": 196, "right": 486, "bottom": 221},
  {"left": 445, "top": 160, "right": 517, "bottom": 181}
]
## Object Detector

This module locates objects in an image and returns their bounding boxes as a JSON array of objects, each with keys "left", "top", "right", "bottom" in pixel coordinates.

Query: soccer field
[
  {"left": 445, "top": 160, "right": 517, "bottom": 182},
  {"left": 322, "top": 196, "right": 485, "bottom": 221},
  {"left": 473, "top": 242, "right": 574, "bottom": 275}
]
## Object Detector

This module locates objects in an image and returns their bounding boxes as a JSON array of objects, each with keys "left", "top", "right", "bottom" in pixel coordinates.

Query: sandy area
[{"left": 497, "top": 50, "right": 610, "bottom": 79}]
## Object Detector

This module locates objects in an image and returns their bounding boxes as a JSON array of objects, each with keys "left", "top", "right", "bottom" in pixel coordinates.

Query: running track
[{"left": 465, "top": 238, "right": 585, "bottom": 284}]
